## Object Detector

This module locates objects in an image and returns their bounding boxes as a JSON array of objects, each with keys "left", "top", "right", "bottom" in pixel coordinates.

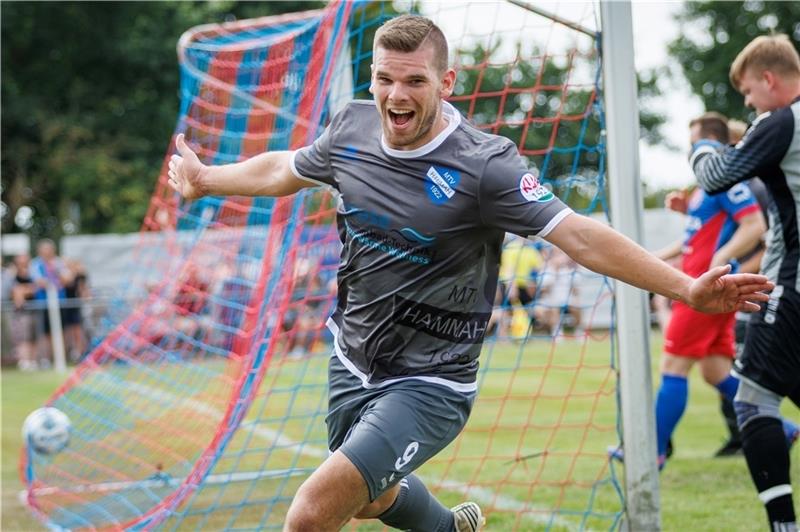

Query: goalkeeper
[
  {"left": 690, "top": 34, "right": 800, "bottom": 532},
  {"left": 169, "top": 15, "right": 772, "bottom": 532}
]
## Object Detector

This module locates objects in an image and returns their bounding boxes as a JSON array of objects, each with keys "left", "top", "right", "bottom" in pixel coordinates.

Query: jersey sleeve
[
  {"left": 691, "top": 107, "right": 794, "bottom": 194},
  {"left": 289, "top": 111, "right": 343, "bottom": 188},
  {"left": 716, "top": 182, "right": 761, "bottom": 221},
  {"left": 478, "top": 139, "right": 572, "bottom": 237}
]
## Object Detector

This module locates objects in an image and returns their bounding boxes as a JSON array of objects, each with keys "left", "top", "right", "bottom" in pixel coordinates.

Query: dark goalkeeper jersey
[
  {"left": 291, "top": 100, "right": 571, "bottom": 392},
  {"left": 692, "top": 97, "right": 800, "bottom": 293}
]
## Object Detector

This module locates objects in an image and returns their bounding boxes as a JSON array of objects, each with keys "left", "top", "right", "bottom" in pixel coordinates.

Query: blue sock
[
  {"left": 655, "top": 374, "right": 688, "bottom": 457},
  {"left": 715, "top": 374, "right": 739, "bottom": 402}
]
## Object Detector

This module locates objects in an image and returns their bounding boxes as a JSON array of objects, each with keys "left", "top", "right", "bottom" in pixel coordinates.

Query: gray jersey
[{"left": 291, "top": 100, "right": 571, "bottom": 391}]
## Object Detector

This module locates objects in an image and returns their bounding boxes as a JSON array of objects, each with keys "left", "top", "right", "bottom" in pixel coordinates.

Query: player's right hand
[{"left": 168, "top": 134, "right": 207, "bottom": 200}]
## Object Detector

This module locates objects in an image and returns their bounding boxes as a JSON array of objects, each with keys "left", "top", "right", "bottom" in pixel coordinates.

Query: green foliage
[
  {"left": 2, "top": 2, "right": 667, "bottom": 238},
  {"left": 448, "top": 42, "right": 610, "bottom": 214},
  {"left": 1, "top": 2, "right": 320, "bottom": 240},
  {"left": 445, "top": 39, "right": 664, "bottom": 214},
  {"left": 668, "top": 1, "right": 800, "bottom": 120}
]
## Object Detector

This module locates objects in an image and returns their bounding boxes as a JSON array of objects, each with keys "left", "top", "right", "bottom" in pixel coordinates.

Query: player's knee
[
  {"left": 284, "top": 488, "right": 326, "bottom": 531},
  {"left": 353, "top": 486, "right": 398, "bottom": 519},
  {"left": 698, "top": 355, "right": 732, "bottom": 385},
  {"left": 659, "top": 354, "right": 692, "bottom": 377},
  {"left": 733, "top": 379, "right": 782, "bottom": 430},
  {"left": 283, "top": 497, "right": 323, "bottom": 532}
]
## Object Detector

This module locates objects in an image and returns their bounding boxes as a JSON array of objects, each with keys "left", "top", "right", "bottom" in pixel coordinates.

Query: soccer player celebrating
[
  {"left": 169, "top": 15, "right": 772, "bottom": 532},
  {"left": 691, "top": 34, "right": 800, "bottom": 532}
]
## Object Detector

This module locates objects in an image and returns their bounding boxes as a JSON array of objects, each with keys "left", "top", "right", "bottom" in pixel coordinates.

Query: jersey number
[
  {"left": 727, "top": 184, "right": 752, "bottom": 204},
  {"left": 395, "top": 441, "right": 419, "bottom": 470}
]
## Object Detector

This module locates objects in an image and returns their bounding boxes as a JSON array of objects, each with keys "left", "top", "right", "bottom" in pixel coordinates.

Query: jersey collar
[{"left": 380, "top": 101, "right": 462, "bottom": 159}]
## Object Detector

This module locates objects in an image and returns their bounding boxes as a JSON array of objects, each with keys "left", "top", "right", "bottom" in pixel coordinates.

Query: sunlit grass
[{"left": 3, "top": 334, "right": 798, "bottom": 531}]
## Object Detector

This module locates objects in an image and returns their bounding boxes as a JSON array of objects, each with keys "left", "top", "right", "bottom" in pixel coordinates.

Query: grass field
[{"left": 2, "top": 334, "right": 798, "bottom": 531}]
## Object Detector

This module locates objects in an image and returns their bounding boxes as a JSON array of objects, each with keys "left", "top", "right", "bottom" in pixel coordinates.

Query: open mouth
[{"left": 388, "top": 109, "right": 415, "bottom": 127}]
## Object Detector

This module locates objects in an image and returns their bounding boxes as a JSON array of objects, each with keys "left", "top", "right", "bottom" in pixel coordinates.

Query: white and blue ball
[{"left": 22, "top": 407, "right": 71, "bottom": 455}]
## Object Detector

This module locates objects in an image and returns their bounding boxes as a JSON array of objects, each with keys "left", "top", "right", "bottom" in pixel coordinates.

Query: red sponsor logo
[{"left": 520, "top": 173, "right": 539, "bottom": 195}]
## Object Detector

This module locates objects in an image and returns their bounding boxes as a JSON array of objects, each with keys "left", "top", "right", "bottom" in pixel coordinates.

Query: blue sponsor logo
[
  {"left": 425, "top": 166, "right": 460, "bottom": 204},
  {"left": 396, "top": 227, "right": 436, "bottom": 247},
  {"left": 342, "top": 207, "right": 390, "bottom": 229},
  {"left": 342, "top": 206, "right": 435, "bottom": 263}
]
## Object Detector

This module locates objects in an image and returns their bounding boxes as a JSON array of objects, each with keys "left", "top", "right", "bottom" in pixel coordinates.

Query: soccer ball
[{"left": 22, "top": 407, "right": 71, "bottom": 455}]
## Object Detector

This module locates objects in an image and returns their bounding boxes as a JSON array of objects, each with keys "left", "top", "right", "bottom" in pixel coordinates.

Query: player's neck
[
  {"left": 775, "top": 79, "right": 800, "bottom": 107},
  {"left": 426, "top": 102, "right": 450, "bottom": 142}
]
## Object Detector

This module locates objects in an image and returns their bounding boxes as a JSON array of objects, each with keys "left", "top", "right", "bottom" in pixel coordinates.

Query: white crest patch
[{"left": 519, "top": 172, "right": 553, "bottom": 202}]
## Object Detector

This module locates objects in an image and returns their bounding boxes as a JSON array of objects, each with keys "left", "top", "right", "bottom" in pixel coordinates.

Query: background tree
[
  {"left": 668, "top": 1, "right": 800, "bottom": 121},
  {"left": 3, "top": 2, "right": 666, "bottom": 239},
  {"left": 1, "top": 2, "right": 320, "bottom": 241},
  {"left": 446, "top": 43, "right": 665, "bottom": 213}
]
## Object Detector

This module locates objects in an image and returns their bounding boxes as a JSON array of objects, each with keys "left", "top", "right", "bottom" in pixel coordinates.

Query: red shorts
[{"left": 663, "top": 301, "right": 735, "bottom": 358}]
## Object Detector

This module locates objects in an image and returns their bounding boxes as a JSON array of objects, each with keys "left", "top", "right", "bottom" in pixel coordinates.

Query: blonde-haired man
[{"left": 692, "top": 34, "right": 800, "bottom": 531}]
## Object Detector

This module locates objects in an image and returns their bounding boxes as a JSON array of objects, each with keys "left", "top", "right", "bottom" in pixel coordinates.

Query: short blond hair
[
  {"left": 730, "top": 34, "right": 800, "bottom": 89},
  {"left": 374, "top": 15, "right": 449, "bottom": 74}
]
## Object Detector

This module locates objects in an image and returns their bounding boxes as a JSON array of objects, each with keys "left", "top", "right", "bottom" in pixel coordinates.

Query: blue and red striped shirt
[{"left": 681, "top": 183, "right": 761, "bottom": 278}]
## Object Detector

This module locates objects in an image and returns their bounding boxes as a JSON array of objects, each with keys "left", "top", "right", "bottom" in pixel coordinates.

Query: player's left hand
[{"left": 686, "top": 265, "right": 773, "bottom": 314}]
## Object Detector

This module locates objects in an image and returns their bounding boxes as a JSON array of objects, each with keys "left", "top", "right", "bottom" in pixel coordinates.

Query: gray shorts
[{"left": 326, "top": 355, "right": 475, "bottom": 501}]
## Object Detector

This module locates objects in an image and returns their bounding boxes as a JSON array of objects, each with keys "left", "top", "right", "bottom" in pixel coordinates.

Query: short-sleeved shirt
[
  {"left": 680, "top": 184, "right": 760, "bottom": 278},
  {"left": 29, "top": 257, "right": 67, "bottom": 300},
  {"left": 291, "top": 100, "right": 571, "bottom": 392}
]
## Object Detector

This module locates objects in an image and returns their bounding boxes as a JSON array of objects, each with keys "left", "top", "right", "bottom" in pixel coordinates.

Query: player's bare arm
[
  {"left": 167, "top": 134, "right": 313, "bottom": 199},
  {"left": 654, "top": 239, "right": 683, "bottom": 262},
  {"left": 709, "top": 209, "right": 766, "bottom": 268},
  {"left": 545, "top": 212, "right": 773, "bottom": 314}
]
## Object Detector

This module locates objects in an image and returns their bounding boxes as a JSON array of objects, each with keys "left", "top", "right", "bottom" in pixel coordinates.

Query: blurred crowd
[
  {"left": 490, "top": 236, "right": 584, "bottom": 341},
  {"left": 1, "top": 239, "right": 90, "bottom": 371}
]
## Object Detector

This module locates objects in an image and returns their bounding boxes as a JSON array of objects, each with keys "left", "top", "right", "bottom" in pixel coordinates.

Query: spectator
[
  {"left": 10, "top": 254, "right": 39, "bottom": 371},
  {"left": 534, "top": 246, "right": 583, "bottom": 339},
  {"left": 1, "top": 257, "right": 16, "bottom": 301},
  {"left": 62, "top": 258, "right": 89, "bottom": 362},
  {"left": 489, "top": 235, "right": 543, "bottom": 337},
  {"left": 30, "top": 239, "right": 73, "bottom": 367}
]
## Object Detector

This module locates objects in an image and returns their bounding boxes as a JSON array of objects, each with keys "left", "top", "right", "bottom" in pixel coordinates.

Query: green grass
[
  {"left": 2, "top": 335, "right": 798, "bottom": 531},
  {"left": 2, "top": 370, "right": 64, "bottom": 532}
]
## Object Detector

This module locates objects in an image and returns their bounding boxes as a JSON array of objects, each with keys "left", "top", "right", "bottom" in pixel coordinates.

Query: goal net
[{"left": 21, "top": 2, "right": 624, "bottom": 530}]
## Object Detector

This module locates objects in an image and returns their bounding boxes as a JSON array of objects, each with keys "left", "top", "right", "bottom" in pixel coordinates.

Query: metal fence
[{"left": 1, "top": 291, "right": 117, "bottom": 370}]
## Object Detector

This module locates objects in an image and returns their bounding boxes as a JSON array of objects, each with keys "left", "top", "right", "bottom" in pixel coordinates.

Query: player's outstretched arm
[
  {"left": 544, "top": 213, "right": 773, "bottom": 314},
  {"left": 167, "top": 134, "right": 314, "bottom": 199}
]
